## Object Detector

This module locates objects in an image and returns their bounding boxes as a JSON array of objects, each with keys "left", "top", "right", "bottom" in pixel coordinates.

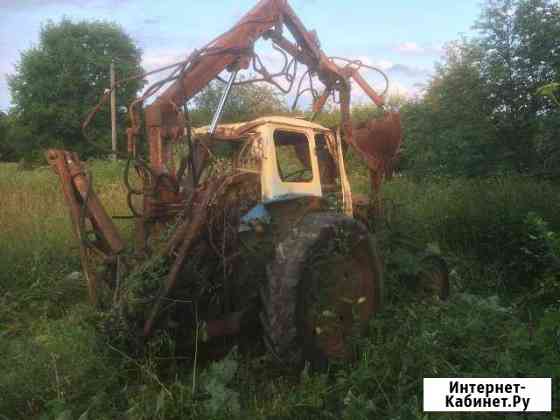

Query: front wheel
[{"left": 260, "top": 213, "right": 383, "bottom": 368}]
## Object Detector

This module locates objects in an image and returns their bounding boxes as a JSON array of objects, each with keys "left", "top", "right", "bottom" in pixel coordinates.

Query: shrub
[{"left": 381, "top": 176, "right": 560, "bottom": 293}]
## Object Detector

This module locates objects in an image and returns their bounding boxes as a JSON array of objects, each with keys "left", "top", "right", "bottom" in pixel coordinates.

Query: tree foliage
[
  {"left": 537, "top": 82, "right": 560, "bottom": 106},
  {"left": 0, "top": 111, "right": 34, "bottom": 162},
  {"left": 189, "top": 79, "right": 287, "bottom": 127},
  {"left": 403, "top": 0, "right": 560, "bottom": 176},
  {"left": 402, "top": 41, "right": 500, "bottom": 176},
  {"left": 475, "top": 0, "right": 560, "bottom": 171},
  {"left": 8, "top": 19, "right": 145, "bottom": 158},
  {"left": 0, "top": 112, "right": 8, "bottom": 159}
]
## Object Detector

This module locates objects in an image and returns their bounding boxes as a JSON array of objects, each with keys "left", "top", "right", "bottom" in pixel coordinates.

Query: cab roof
[
  {"left": 246, "top": 116, "right": 330, "bottom": 132},
  {"left": 193, "top": 115, "right": 331, "bottom": 139}
]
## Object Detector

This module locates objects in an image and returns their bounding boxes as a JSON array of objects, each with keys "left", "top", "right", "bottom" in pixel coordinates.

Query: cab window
[
  {"left": 315, "top": 133, "right": 338, "bottom": 188},
  {"left": 273, "top": 130, "right": 313, "bottom": 183}
]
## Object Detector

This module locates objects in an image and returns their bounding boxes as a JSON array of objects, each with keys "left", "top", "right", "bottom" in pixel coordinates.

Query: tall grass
[
  {"left": 0, "top": 159, "right": 131, "bottom": 282},
  {"left": 382, "top": 175, "right": 560, "bottom": 250},
  {"left": 1, "top": 160, "right": 559, "bottom": 419},
  {"left": 0, "top": 160, "right": 135, "bottom": 418}
]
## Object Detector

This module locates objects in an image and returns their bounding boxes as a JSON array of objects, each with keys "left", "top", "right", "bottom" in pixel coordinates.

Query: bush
[{"left": 381, "top": 176, "right": 560, "bottom": 292}]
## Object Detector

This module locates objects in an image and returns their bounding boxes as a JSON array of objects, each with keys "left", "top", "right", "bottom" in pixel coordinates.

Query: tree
[
  {"left": 474, "top": 0, "right": 560, "bottom": 172},
  {"left": 402, "top": 41, "right": 500, "bottom": 176},
  {"left": 403, "top": 0, "right": 560, "bottom": 177},
  {"left": 189, "top": 79, "right": 287, "bottom": 127},
  {"left": 8, "top": 19, "right": 145, "bottom": 157},
  {"left": 0, "top": 111, "right": 9, "bottom": 160}
]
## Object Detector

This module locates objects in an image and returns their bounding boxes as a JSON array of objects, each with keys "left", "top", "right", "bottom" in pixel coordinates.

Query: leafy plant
[
  {"left": 199, "top": 349, "right": 241, "bottom": 416},
  {"left": 537, "top": 82, "right": 560, "bottom": 107}
]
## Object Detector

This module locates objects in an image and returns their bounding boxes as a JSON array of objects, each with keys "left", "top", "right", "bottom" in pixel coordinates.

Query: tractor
[{"left": 46, "top": 0, "right": 448, "bottom": 367}]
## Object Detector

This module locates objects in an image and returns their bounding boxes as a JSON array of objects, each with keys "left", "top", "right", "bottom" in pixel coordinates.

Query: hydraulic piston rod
[{"left": 209, "top": 69, "right": 238, "bottom": 135}]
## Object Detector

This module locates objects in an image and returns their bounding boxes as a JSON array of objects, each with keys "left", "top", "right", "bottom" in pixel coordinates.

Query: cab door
[
  {"left": 260, "top": 125, "right": 322, "bottom": 202},
  {"left": 314, "top": 131, "right": 353, "bottom": 216}
]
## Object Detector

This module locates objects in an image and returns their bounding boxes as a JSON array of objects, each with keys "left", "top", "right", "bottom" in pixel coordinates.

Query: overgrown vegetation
[{"left": 1, "top": 160, "right": 559, "bottom": 419}]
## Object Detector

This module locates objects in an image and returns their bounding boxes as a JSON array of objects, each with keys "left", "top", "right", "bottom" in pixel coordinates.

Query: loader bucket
[{"left": 351, "top": 112, "right": 402, "bottom": 193}]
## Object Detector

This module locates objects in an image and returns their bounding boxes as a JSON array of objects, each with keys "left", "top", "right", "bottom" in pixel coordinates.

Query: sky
[{"left": 0, "top": 0, "right": 483, "bottom": 111}]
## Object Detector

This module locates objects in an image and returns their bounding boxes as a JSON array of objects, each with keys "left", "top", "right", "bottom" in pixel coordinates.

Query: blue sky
[{"left": 0, "top": 0, "right": 483, "bottom": 111}]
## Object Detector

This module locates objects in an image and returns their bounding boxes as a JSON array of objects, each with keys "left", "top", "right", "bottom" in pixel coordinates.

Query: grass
[
  {"left": 1, "top": 159, "right": 559, "bottom": 419},
  {"left": 0, "top": 159, "right": 131, "bottom": 321},
  {"left": 0, "top": 159, "right": 128, "bottom": 269}
]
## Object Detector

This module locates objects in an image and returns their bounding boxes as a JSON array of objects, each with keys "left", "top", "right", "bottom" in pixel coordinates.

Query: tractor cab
[{"left": 191, "top": 116, "right": 353, "bottom": 217}]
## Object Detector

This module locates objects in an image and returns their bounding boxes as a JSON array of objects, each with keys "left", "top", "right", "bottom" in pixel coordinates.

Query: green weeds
[{"left": 1, "top": 161, "right": 559, "bottom": 418}]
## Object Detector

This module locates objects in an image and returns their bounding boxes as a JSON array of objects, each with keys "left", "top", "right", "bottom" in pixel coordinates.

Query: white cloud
[
  {"left": 142, "top": 17, "right": 161, "bottom": 25},
  {"left": 344, "top": 54, "right": 435, "bottom": 105},
  {"left": 350, "top": 78, "right": 409, "bottom": 104},
  {"left": 396, "top": 42, "right": 424, "bottom": 54},
  {"left": 142, "top": 48, "right": 188, "bottom": 72},
  {"left": 374, "top": 59, "right": 394, "bottom": 71},
  {"left": 394, "top": 42, "right": 443, "bottom": 56},
  {"left": 338, "top": 56, "right": 430, "bottom": 80},
  {"left": 387, "top": 64, "right": 431, "bottom": 79},
  {"left": 387, "top": 80, "right": 411, "bottom": 97},
  {"left": 138, "top": 48, "right": 192, "bottom": 104},
  {"left": 355, "top": 56, "right": 394, "bottom": 71}
]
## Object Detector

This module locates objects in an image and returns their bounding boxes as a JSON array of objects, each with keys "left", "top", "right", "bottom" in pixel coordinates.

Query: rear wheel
[{"left": 260, "top": 213, "right": 383, "bottom": 367}]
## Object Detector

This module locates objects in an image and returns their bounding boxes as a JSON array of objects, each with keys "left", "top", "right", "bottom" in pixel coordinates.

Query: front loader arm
[
  {"left": 140, "top": 0, "right": 390, "bottom": 179},
  {"left": 143, "top": 0, "right": 282, "bottom": 175}
]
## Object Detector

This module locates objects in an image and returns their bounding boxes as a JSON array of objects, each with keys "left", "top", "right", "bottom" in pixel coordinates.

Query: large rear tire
[{"left": 259, "top": 213, "right": 383, "bottom": 367}]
